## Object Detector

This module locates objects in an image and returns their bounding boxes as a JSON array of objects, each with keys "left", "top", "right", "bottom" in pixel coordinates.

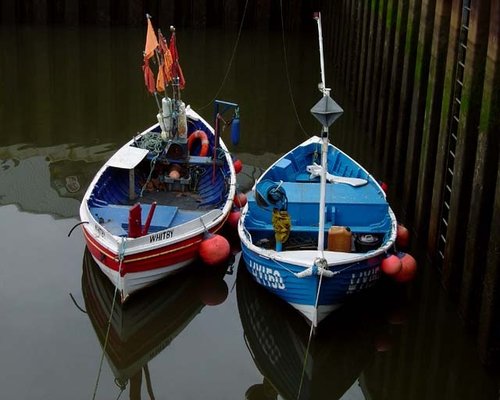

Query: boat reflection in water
[
  {"left": 236, "top": 260, "right": 407, "bottom": 400},
  {"left": 81, "top": 248, "right": 229, "bottom": 397}
]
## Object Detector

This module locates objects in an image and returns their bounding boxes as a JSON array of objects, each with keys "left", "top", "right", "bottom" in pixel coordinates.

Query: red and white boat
[{"left": 79, "top": 18, "right": 240, "bottom": 301}]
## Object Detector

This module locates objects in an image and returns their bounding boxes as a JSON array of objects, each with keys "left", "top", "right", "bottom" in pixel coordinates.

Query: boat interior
[
  {"left": 244, "top": 142, "right": 393, "bottom": 252},
  {"left": 87, "top": 125, "right": 232, "bottom": 238}
]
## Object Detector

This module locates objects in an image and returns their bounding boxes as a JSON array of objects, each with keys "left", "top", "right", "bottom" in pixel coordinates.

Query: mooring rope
[
  {"left": 296, "top": 271, "right": 324, "bottom": 400},
  {"left": 196, "top": 0, "right": 249, "bottom": 111},
  {"left": 91, "top": 238, "right": 127, "bottom": 400},
  {"left": 280, "top": 0, "right": 309, "bottom": 139}
]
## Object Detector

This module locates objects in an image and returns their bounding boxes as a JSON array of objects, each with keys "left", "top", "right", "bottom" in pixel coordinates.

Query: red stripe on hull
[{"left": 82, "top": 222, "right": 224, "bottom": 275}]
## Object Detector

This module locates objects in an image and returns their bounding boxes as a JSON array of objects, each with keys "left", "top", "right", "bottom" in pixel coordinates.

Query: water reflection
[
  {"left": 81, "top": 248, "right": 229, "bottom": 398},
  {"left": 236, "top": 261, "right": 409, "bottom": 400},
  {"left": 0, "top": 143, "right": 114, "bottom": 217}
]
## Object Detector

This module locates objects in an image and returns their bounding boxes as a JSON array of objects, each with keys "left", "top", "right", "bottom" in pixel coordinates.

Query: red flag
[
  {"left": 156, "top": 30, "right": 173, "bottom": 91},
  {"left": 169, "top": 30, "right": 186, "bottom": 89},
  {"left": 142, "top": 58, "right": 156, "bottom": 94}
]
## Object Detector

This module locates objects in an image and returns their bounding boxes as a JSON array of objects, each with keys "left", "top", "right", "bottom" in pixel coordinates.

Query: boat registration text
[{"left": 249, "top": 260, "right": 286, "bottom": 290}]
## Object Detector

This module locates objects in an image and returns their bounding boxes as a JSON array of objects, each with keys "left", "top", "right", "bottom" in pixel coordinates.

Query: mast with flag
[{"left": 142, "top": 15, "right": 187, "bottom": 142}]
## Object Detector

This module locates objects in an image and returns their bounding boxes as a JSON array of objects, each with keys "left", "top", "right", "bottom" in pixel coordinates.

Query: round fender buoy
[
  {"left": 169, "top": 169, "right": 180, "bottom": 179},
  {"left": 198, "top": 277, "right": 229, "bottom": 306},
  {"left": 199, "top": 234, "right": 231, "bottom": 266},
  {"left": 379, "top": 181, "right": 388, "bottom": 193},
  {"left": 234, "top": 192, "right": 248, "bottom": 208},
  {"left": 392, "top": 252, "right": 417, "bottom": 283},
  {"left": 227, "top": 210, "right": 241, "bottom": 229},
  {"left": 381, "top": 254, "right": 402, "bottom": 276},
  {"left": 396, "top": 224, "right": 410, "bottom": 248},
  {"left": 233, "top": 159, "right": 243, "bottom": 174}
]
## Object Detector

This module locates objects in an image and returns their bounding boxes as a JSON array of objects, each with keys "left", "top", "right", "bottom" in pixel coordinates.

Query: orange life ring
[{"left": 187, "top": 130, "right": 210, "bottom": 157}]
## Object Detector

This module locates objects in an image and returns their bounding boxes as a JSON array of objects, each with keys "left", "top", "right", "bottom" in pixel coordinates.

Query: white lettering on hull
[
  {"left": 347, "top": 267, "right": 380, "bottom": 294},
  {"left": 249, "top": 260, "right": 286, "bottom": 290}
]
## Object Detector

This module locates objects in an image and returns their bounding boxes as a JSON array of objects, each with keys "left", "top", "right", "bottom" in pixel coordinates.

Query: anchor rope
[
  {"left": 296, "top": 271, "right": 324, "bottom": 400},
  {"left": 280, "top": 0, "right": 309, "bottom": 139},
  {"left": 196, "top": 0, "right": 249, "bottom": 111},
  {"left": 91, "top": 238, "right": 127, "bottom": 400}
]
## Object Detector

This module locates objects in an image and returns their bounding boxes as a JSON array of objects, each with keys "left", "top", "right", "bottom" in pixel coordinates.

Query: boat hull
[
  {"left": 240, "top": 244, "right": 382, "bottom": 326},
  {"left": 238, "top": 136, "right": 397, "bottom": 327},
  {"left": 79, "top": 107, "right": 236, "bottom": 299}
]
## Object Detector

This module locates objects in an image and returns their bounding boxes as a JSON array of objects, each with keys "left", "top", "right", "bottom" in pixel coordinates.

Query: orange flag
[
  {"left": 144, "top": 17, "right": 158, "bottom": 60},
  {"left": 142, "top": 58, "right": 156, "bottom": 94}
]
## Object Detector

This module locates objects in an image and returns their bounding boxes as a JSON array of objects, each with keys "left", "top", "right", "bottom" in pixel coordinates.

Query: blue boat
[{"left": 237, "top": 13, "right": 398, "bottom": 327}]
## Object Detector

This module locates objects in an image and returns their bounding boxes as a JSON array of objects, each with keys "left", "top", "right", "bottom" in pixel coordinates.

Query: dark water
[{"left": 0, "top": 25, "right": 498, "bottom": 399}]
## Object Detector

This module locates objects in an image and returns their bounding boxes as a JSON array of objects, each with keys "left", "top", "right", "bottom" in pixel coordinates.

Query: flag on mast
[
  {"left": 169, "top": 28, "right": 186, "bottom": 89},
  {"left": 142, "top": 15, "right": 159, "bottom": 94},
  {"left": 156, "top": 29, "right": 173, "bottom": 92}
]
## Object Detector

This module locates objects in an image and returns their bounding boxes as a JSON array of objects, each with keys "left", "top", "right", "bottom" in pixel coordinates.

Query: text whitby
[
  {"left": 149, "top": 230, "right": 173, "bottom": 243},
  {"left": 249, "top": 260, "right": 285, "bottom": 290}
]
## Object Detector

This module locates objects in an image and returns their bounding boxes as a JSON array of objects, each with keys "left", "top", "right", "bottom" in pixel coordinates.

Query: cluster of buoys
[
  {"left": 198, "top": 157, "right": 246, "bottom": 267},
  {"left": 380, "top": 223, "right": 418, "bottom": 283}
]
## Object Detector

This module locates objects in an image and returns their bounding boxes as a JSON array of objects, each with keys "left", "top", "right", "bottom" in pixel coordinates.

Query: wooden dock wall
[
  {"left": 327, "top": 0, "right": 499, "bottom": 367},
  {"left": 1, "top": 0, "right": 498, "bottom": 368}
]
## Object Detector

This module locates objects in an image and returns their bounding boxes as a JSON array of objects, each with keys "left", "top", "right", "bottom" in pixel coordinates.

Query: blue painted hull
[{"left": 238, "top": 136, "right": 397, "bottom": 326}]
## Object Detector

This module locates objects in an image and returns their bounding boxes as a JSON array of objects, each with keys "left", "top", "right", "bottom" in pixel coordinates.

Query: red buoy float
[
  {"left": 379, "top": 181, "right": 388, "bottom": 193},
  {"left": 199, "top": 234, "right": 230, "bottom": 266},
  {"left": 226, "top": 209, "right": 241, "bottom": 229},
  {"left": 381, "top": 254, "right": 402, "bottom": 276},
  {"left": 392, "top": 252, "right": 417, "bottom": 283},
  {"left": 396, "top": 224, "right": 410, "bottom": 248},
  {"left": 233, "top": 159, "right": 243, "bottom": 174},
  {"left": 233, "top": 192, "right": 248, "bottom": 208}
]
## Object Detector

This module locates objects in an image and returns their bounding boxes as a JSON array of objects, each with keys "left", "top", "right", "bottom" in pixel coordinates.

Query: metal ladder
[{"left": 437, "top": 0, "right": 471, "bottom": 264}]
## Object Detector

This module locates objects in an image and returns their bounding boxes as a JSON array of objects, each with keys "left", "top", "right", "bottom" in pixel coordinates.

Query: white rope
[
  {"left": 91, "top": 238, "right": 127, "bottom": 400},
  {"left": 296, "top": 271, "right": 324, "bottom": 400}
]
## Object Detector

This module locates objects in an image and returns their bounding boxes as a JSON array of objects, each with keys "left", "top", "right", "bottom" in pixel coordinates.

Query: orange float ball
[
  {"left": 396, "top": 224, "right": 410, "bottom": 248},
  {"left": 381, "top": 254, "right": 402, "bottom": 276},
  {"left": 233, "top": 192, "right": 248, "bottom": 208},
  {"left": 169, "top": 169, "right": 181, "bottom": 179},
  {"left": 199, "top": 234, "right": 230, "bottom": 266},
  {"left": 392, "top": 253, "right": 417, "bottom": 283},
  {"left": 233, "top": 159, "right": 243, "bottom": 174}
]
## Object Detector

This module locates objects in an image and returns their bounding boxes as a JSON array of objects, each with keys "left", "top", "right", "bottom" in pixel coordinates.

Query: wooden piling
[
  {"left": 463, "top": 1, "right": 500, "bottom": 365},
  {"left": 441, "top": 1, "right": 491, "bottom": 295},
  {"left": 413, "top": 1, "right": 453, "bottom": 238}
]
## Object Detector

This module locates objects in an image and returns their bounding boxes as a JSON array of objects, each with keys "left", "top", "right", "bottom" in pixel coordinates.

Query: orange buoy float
[
  {"left": 198, "top": 234, "right": 230, "bottom": 266},
  {"left": 187, "top": 130, "right": 210, "bottom": 157},
  {"left": 381, "top": 254, "right": 402, "bottom": 276},
  {"left": 233, "top": 192, "right": 248, "bottom": 208},
  {"left": 396, "top": 224, "right": 410, "bottom": 248},
  {"left": 392, "top": 252, "right": 417, "bottom": 283},
  {"left": 233, "top": 158, "right": 243, "bottom": 174},
  {"left": 227, "top": 210, "right": 241, "bottom": 229}
]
